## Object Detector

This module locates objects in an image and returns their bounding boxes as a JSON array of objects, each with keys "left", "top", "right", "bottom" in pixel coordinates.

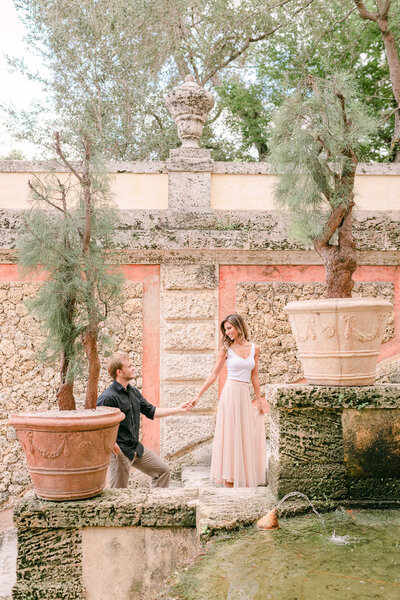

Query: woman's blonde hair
[
  {"left": 107, "top": 351, "right": 129, "bottom": 380},
  {"left": 220, "top": 313, "right": 249, "bottom": 349}
]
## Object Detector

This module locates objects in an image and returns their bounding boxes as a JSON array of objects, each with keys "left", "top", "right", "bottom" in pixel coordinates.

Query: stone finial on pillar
[
  {"left": 166, "top": 74, "right": 215, "bottom": 148},
  {"left": 165, "top": 75, "right": 215, "bottom": 212}
]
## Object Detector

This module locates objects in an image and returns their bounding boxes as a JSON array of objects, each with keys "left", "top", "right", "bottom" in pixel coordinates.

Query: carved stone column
[{"left": 165, "top": 75, "right": 215, "bottom": 212}]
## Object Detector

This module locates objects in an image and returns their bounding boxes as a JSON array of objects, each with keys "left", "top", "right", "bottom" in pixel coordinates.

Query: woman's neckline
[{"left": 229, "top": 342, "right": 253, "bottom": 360}]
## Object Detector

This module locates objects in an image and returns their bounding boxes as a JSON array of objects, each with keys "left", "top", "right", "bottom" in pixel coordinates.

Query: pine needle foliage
[
  {"left": 269, "top": 72, "right": 378, "bottom": 298},
  {"left": 269, "top": 72, "right": 377, "bottom": 245},
  {"left": 18, "top": 135, "right": 124, "bottom": 409}
]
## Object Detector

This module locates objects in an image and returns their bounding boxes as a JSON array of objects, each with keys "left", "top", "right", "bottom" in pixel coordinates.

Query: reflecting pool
[{"left": 159, "top": 509, "right": 400, "bottom": 600}]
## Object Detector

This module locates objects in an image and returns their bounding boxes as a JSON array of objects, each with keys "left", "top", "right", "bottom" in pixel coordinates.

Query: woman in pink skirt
[{"left": 190, "top": 313, "right": 266, "bottom": 488}]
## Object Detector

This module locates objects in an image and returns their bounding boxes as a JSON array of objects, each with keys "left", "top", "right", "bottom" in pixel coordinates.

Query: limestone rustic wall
[
  {"left": 237, "top": 281, "right": 395, "bottom": 386},
  {"left": 0, "top": 281, "right": 143, "bottom": 507},
  {"left": 1, "top": 159, "right": 400, "bottom": 505}
]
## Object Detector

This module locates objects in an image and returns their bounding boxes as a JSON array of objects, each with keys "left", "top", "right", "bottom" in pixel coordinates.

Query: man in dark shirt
[{"left": 98, "top": 351, "right": 190, "bottom": 488}]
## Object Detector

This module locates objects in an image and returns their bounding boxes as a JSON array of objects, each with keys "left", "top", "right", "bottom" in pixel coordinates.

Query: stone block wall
[
  {"left": 267, "top": 384, "right": 400, "bottom": 501},
  {"left": 0, "top": 281, "right": 143, "bottom": 507}
]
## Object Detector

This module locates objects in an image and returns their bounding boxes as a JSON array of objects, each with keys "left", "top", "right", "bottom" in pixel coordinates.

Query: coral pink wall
[
  {"left": 219, "top": 265, "right": 400, "bottom": 394},
  {"left": 0, "top": 264, "right": 161, "bottom": 453}
]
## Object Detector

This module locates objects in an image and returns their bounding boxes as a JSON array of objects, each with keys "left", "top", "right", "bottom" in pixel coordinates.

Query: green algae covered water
[{"left": 159, "top": 509, "right": 400, "bottom": 600}]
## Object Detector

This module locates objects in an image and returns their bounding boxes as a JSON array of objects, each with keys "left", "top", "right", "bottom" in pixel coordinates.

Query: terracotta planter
[
  {"left": 8, "top": 407, "right": 124, "bottom": 501},
  {"left": 284, "top": 298, "right": 393, "bottom": 386}
]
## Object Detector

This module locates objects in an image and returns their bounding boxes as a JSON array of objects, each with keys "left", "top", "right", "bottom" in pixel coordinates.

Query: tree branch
[
  {"left": 202, "top": 0, "right": 316, "bottom": 85},
  {"left": 354, "top": 0, "right": 378, "bottom": 22},
  {"left": 314, "top": 202, "right": 349, "bottom": 249},
  {"left": 54, "top": 132, "right": 84, "bottom": 185}
]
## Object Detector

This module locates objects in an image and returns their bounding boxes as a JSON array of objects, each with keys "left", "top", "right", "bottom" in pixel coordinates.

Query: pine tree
[
  {"left": 18, "top": 133, "right": 124, "bottom": 410},
  {"left": 269, "top": 72, "right": 377, "bottom": 298}
]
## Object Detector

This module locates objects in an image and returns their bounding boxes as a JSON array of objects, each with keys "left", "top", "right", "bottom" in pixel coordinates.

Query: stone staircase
[{"left": 128, "top": 440, "right": 270, "bottom": 490}]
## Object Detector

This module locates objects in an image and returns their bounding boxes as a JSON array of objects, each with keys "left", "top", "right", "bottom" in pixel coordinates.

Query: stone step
[{"left": 181, "top": 466, "right": 216, "bottom": 488}]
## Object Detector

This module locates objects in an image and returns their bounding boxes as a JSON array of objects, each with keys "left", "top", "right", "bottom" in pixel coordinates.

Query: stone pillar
[
  {"left": 166, "top": 75, "right": 214, "bottom": 212},
  {"left": 267, "top": 384, "right": 400, "bottom": 503},
  {"left": 159, "top": 264, "right": 219, "bottom": 473}
]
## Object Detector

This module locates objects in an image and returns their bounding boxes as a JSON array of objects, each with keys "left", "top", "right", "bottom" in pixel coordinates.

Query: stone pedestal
[
  {"left": 12, "top": 489, "right": 199, "bottom": 600},
  {"left": 167, "top": 147, "right": 213, "bottom": 212},
  {"left": 267, "top": 384, "right": 400, "bottom": 501}
]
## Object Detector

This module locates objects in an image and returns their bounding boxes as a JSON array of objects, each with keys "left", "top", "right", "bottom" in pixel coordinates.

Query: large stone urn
[
  {"left": 165, "top": 74, "right": 214, "bottom": 147},
  {"left": 284, "top": 298, "right": 393, "bottom": 385},
  {"left": 8, "top": 407, "right": 124, "bottom": 501}
]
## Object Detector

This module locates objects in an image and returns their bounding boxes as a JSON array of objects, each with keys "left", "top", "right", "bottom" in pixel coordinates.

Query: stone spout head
[
  {"left": 256, "top": 509, "right": 280, "bottom": 530},
  {"left": 165, "top": 74, "right": 215, "bottom": 148}
]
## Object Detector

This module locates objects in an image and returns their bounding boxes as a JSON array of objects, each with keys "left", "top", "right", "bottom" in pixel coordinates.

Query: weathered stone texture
[
  {"left": 237, "top": 281, "right": 394, "bottom": 385},
  {"left": 1, "top": 281, "right": 143, "bottom": 509},
  {"left": 196, "top": 487, "right": 275, "bottom": 541},
  {"left": 168, "top": 440, "right": 214, "bottom": 479},
  {"left": 13, "top": 526, "right": 84, "bottom": 599},
  {"left": 163, "top": 290, "right": 216, "bottom": 320},
  {"left": 161, "top": 381, "right": 218, "bottom": 411},
  {"left": 161, "top": 415, "right": 216, "bottom": 457},
  {"left": 14, "top": 488, "right": 198, "bottom": 529},
  {"left": 162, "top": 321, "right": 215, "bottom": 350},
  {"left": 376, "top": 357, "right": 400, "bottom": 383},
  {"left": 163, "top": 264, "right": 217, "bottom": 289},
  {"left": 168, "top": 171, "right": 212, "bottom": 211},
  {"left": 162, "top": 353, "right": 215, "bottom": 381},
  {"left": 266, "top": 383, "right": 400, "bottom": 409},
  {"left": 270, "top": 408, "right": 344, "bottom": 465},
  {"left": 267, "top": 384, "right": 400, "bottom": 501},
  {"left": 82, "top": 526, "right": 199, "bottom": 600},
  {"left": 3, "top": 207, "right": 400, "bottom": 253}
]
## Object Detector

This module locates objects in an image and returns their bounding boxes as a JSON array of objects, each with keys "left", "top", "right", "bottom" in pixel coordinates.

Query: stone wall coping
[
  {"left": 0, "top": 160, "right": 168, "bottom": 174},
  {"left": 13, "top": 488, "right": 199, "bottom": 528},
  {"left": 1, "top": 159, "right": 400, "bottom": 175},
  {"left": 266, "top": 383, "right": 400, "bottom": 409}
]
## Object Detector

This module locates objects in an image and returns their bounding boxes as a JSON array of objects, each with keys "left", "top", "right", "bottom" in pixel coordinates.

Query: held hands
[
  {"left": 185, "top": 397, "right": 199, "bottom": 410},
  {"left": 178, "top": 401, "right": 194, "bottom": 413}
]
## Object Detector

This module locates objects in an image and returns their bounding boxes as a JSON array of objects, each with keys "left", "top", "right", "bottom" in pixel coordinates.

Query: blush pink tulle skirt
[{"left": 210, "top": 379, "right": 266, "bottom": 487}]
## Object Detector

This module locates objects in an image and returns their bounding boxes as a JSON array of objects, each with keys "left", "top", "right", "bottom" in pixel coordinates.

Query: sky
[{"left": 0, "top": 0, "right": 46, "bottom": 158}]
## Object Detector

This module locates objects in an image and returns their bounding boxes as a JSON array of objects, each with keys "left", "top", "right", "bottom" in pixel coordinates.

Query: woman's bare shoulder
[{"left": 252, "top": 342, "right": 261, "bottom": 354}]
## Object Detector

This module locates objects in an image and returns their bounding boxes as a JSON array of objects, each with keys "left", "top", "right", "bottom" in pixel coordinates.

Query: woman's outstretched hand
[
  {"left": 257, "top": 398, "right": 266, "bottom": 415},
  {"left": 185, "top": 398, "right": 198, "bottom": 410}
]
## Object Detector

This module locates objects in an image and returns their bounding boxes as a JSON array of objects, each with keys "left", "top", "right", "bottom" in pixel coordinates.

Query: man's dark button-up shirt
[{"left": 97, "top": 380, "right": 156, "bottom": 460}]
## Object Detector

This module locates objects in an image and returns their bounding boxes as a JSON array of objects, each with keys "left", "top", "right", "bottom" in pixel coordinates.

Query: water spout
[
  {"left": 257, "top": 491, "right": 328, "bottom": 532},
  {"left": 256, "top": 508, "right": 279, "bottom": 530}
]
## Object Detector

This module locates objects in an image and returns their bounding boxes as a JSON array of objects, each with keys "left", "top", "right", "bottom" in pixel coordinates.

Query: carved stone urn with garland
[{"left": 269, "top": 74, "right": 392, "bottom": 385}]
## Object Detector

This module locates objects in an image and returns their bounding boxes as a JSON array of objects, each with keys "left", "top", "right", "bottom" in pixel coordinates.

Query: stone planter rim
[
  {"left": 284, "top": 297, "right": 393, "bottom": 314},
  {"left": 8, "top": 406, "right": 124, "bottom": 431}
]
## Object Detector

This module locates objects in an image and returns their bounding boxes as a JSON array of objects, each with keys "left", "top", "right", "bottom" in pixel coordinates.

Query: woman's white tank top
[{"left": 226, "top": 343, "right": 255, "bottom": 383}]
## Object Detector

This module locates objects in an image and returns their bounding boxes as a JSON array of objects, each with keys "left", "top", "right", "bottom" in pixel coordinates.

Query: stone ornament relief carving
[
  {"left": 343, "top": 314, "right": 387, "bottom": 342},
  {"left": 26, "top": 431, "right": 67, "bottom": 459},
  {"left": 294, "top": 315, "right": 386, "bottom": 343},
  {"left": 165, "top": 74, "right": 215, "bottom": 147},
  {"left": 295, "top": 317, "right": 316, "bottom": 342},
  {"left": 320, "top": 325, "right": 335, "bottom": 338},
  {"left": 26, "top": 430, "right": 97, "bottom": 459}
]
